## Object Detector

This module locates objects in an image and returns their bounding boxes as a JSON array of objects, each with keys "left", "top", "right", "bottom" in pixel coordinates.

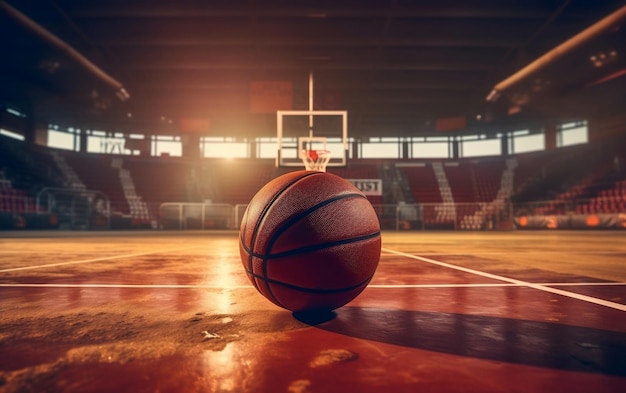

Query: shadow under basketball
[
  {"left": 292, "top": 309, "right": 338, "bottom": 325},
  {"left": 310, "top": 306, "right": 626, "bottom": 377}
]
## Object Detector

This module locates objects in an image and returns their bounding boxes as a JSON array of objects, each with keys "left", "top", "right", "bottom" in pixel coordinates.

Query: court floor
[{"left": 0, "top": 230, "right": 625, "bottom": 393}]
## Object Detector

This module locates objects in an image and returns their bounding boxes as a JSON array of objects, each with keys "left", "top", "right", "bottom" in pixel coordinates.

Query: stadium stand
[
  {"left": 61, "top": 152, "right": 129, "bottom": 215},
  {"left": 1, "top": 129, "right": 625, "bottom": 231},
  {"left": 474, "top": 159, "right": 505, "bottom": 202},
  {"left": 400, "top": 163, "right": 443, "bottom": 204},
  {"left": 0, "top": 181, "right": 35, "bottom": 214},
  {"left": 443, "top": 162, "right": 477, "bottom": 203}
]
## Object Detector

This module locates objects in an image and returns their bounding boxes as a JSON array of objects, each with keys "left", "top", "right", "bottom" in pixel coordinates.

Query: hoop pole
[
  {"left": 276, "top": 111, "right": 283, "bottom": 168},
  {"left": 308, "top": 72, "right": 314, "bottom": 138}
]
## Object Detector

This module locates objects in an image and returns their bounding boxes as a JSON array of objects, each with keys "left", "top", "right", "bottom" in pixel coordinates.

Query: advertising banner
[
  {"left": 347, "top": 179, "right": 382, "bottom": 196},
  {"left": 514, "top": 214, "right": 626, "bottom": 229}
]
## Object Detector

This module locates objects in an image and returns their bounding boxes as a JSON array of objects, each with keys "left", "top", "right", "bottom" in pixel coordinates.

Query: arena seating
[
  {"left": 514, "top": 138, "right": 625, "bottom": 216},
  {"left": 1, "top": 131, "right": 625, "bottom": 230},
  {"left": 401, "top": 164, "right": 443, "bottom": 204},
  {"left": 474, "top": 159, "right": 505, "bottom": 202},
  {"left": 575, "top": 178, "right": 626, "bottom": 214},
  {"left": 0, "top": 181, "right": 36, "bottom": 213},
  {"left": 62, "top": 153, "right": 130, "bottom": 215},
  {"left": 397, "top": 159, "right": 509, "bottom": 228},
  {"left": 443, "top": 163, "right": 478, "bottom": 203}
]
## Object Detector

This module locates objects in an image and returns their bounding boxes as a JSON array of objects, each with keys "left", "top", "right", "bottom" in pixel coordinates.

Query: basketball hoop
[{"left": 300, "top": 149, "right": 331, "bottom": 172}]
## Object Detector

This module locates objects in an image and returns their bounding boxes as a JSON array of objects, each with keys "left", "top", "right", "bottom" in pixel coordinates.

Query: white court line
[
  {"left": 0, "top": 283, "right": 253, "bottom": 289},
  {"left": 0, "top": 245, "right": 205, "bottom": 273},
  {"left": 370, "top": 282, "right": 626, "bottom": 288},
  {"left": 382, "top": 247, "right": 626, "bottom": 312},
  {"left": 380, "top": 250, "right": 626, "bottom": 256},
  {"left": 0, "top": 282, "right": 624, "bottom": 290},
  {"left": 532, "top": 282, "right": 626, "bottom": 287}
]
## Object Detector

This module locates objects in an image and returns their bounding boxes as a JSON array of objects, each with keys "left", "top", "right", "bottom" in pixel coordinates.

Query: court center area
[{"left": 1, "top": 230, "right": 625, "bottom": 393}]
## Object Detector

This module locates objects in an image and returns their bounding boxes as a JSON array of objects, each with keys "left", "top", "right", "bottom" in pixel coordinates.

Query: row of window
[{"left": 1, "top": 121, "right": 588, "bottom": 159}]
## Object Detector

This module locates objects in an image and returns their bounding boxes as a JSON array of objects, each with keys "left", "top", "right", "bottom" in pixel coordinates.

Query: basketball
[{"left": 239, "top": 170, "right": 381, "bottom": 313}]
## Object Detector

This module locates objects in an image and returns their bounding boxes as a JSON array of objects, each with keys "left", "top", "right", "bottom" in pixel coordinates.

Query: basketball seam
[
  {"left": 241, "top": 171, "right": 321, "bottom": 294},
  {"left": 262, "top": 192, "right": 374, "bottom": 308},
  {"left": 243, "top": 231, "right": 380, "bottom": 259},
  {"left": 246, "top": 271, "right": 376, "bottom": 294}
]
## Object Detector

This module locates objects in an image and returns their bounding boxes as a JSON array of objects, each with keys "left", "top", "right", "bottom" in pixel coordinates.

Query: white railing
[
  {"left": 231, "top": 201, "right": 514, "bottom": 232},
  {"left": 36, "top": 187, "right": 111, "bottom": 229},
  {"left": 158, "top": 202, "right": 236, "bottom": 230}
]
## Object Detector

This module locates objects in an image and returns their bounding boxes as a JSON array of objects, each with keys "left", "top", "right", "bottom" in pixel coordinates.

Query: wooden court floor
[{"left": 0, "top": 230, "right": 625, "bottom": 393}]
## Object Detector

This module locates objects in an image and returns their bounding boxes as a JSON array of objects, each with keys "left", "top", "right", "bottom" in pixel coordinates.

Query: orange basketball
[{"left": 239, "top": 170, "right": 381, "bottom": 313}]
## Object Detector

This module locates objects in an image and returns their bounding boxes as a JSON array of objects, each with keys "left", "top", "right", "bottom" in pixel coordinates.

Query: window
[
  {"left": 87, "top": 131, "right": 127, "bottom": 154},
  {"left": 0, "top": 128, "right": 25, "bottom": 141},
  {"left": 557, "top": 121, "right": 588, "bottom": 147},
  {"left": 509, "top": 130, "right": 545, "bottom": 154},
  {"left": 47, "top": 127, "right": 78, "bottom": 151},
  {"left": 362, "top": 140, "right": 399, "bottom": 158},
  {"left": 460, "top": 137, "right": 501, "bottom": 157},
  {"left": 151, "top": 135, "right": 182, "bottom": 157},
  {"left": 200, "top": 137, "right": 248, "bottom": 158},
  {"left": 85, "top": 130, "right": 140, "bottom": 155},
  {"left": 5, "top": 108, "right": 26, "bottom": 117},
  {"left": 411, "top": 139, "right": 450, "bottom": 158},
  {"left": 256, "top": 137, "right": 278, "bottom": 159}
]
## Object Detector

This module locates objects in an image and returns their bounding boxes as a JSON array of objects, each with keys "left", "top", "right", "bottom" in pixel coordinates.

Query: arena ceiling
[{"left": 1, "top": 0, "right": 626, "bottom": 137}]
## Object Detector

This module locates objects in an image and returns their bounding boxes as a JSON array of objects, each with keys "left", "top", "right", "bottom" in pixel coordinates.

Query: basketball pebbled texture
[{"left": 239, "top": 170, "right": 381, "bottom": 312}]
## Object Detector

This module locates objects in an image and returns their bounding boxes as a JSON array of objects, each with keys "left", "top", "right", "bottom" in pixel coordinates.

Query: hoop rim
[
  {"left": 300, "top": 149, "right": 332, "bottom": 157},
  {"left": 300, "top": 149, "right": 332, "bottom": 172}
]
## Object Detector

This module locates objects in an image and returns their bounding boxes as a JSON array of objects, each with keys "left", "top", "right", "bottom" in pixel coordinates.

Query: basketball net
[{"left": 300, "top": 149, "right": 331, "bottom": 172}]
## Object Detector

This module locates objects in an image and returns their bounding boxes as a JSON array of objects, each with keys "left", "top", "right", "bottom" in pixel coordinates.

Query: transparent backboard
[{"left": 276, "top": 110, "right": 348, "bottom": 168}]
